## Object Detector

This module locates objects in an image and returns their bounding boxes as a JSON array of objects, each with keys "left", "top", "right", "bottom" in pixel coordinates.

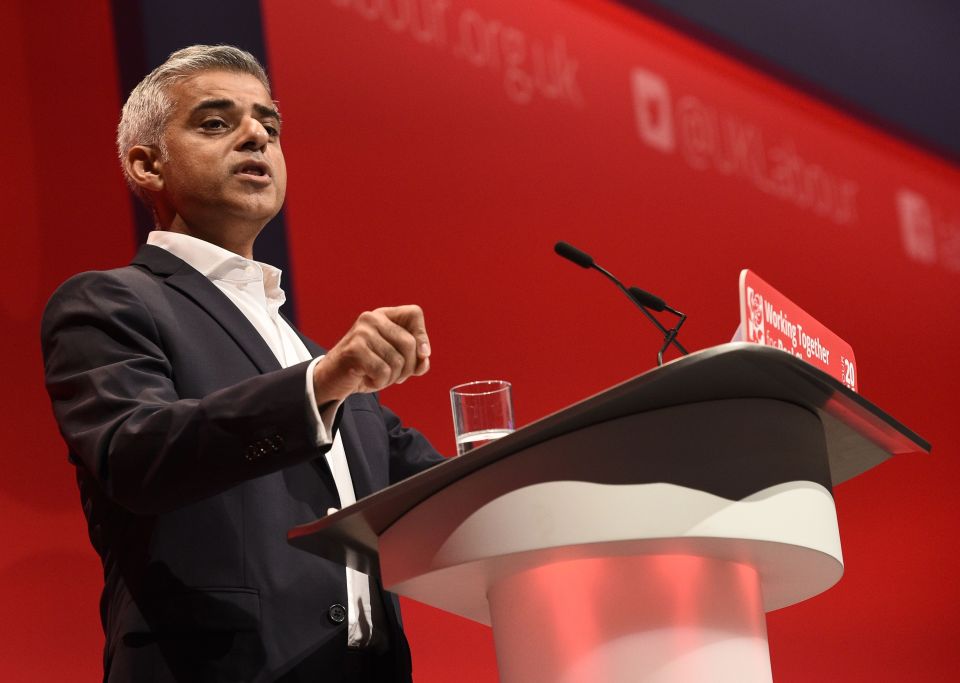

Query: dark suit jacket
[{"left": 41, "top": 244, "right": 443, "bottom": 682}]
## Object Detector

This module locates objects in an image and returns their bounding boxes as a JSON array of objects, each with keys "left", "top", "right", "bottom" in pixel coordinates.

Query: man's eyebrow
[
  {"left": 190, "top": 98, "right": 282, "bottom": 123},
  {"left": 191, "top": 98, "right": 237, "bottom": 115},
  {"left": 253, "top": 103, "right": 282, "bottom": 123}
]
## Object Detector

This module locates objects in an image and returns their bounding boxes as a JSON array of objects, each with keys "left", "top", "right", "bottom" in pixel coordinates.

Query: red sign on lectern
[{"left": 738, "top": 269, "right": 858, "bottom": 391}]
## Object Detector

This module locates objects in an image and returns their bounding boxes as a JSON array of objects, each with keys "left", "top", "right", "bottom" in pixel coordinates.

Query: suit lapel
[
  {"left": 134, "top": 245, "right": 378, "bottom": 497},
  {"left": 283, "top": 314, "right": 325, "bottom": 359},
  {"left": 132, "top": 244, "right": 282, "bottom": 375}
]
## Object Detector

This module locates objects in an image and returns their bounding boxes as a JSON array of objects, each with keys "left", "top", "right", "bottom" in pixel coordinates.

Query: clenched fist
[{"left": 312, "top": 305, "right": 431, "bottom": 405}]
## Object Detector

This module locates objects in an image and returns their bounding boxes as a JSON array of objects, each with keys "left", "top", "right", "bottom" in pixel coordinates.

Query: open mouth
[{"left": 236, "top": 162, "right": 270, "bottom": 178}]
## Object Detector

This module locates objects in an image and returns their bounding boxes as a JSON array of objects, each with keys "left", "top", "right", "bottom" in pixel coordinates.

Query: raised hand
[{"left": 312, "top": 305, "right": 431, "bottom": 405}]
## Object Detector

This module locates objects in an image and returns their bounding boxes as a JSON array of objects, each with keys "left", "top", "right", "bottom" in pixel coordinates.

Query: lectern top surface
[{"left": 288, "top": 343, "right": 929, "bottom": 571}]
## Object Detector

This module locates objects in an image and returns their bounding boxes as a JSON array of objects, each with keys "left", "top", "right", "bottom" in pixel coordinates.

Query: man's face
[{"left": 155, "top": 70, "right": 287, "bottom": 235}]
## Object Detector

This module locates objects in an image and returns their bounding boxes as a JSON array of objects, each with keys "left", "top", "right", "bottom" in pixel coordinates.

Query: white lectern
[{"left": 289, "top": 343, "right": 929, "bottom": 683}]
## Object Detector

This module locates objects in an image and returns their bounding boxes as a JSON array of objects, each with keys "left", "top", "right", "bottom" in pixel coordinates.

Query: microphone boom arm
[
  {"left": 593, "top": 263, "right": 688, "bottom": 357},
  {"left": 657, "top": 311, "right": 687, "bottom": 366}
]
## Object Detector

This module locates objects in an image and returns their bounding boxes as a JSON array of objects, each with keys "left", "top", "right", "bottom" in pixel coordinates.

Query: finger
[
  {"left": 361, "top": 329, "right": 410, "bottom": 386},
  {"left": 351, "top": 316, "right": 413, "bottom": 385},
  {"left": 312, "top": 340, "right": 392, "bottom": 402},
  {"left": 364, "top": 311, "right": 419, "bottom": 383},
  {"left": 381, "top": 305, "right": 430, "bottom": 360},
  {"left": 333, "top": 334, "right": 397, "bottom": 392}
]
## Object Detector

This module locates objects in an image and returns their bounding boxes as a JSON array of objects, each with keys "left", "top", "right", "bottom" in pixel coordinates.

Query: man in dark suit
[{"left": 41, "top": 45, "right": 443, "bottom": 682}]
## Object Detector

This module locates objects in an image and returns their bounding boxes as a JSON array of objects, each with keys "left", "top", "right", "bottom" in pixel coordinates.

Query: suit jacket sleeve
[{"left": 41, "top": 269, "right": 331, "bottom": 515}]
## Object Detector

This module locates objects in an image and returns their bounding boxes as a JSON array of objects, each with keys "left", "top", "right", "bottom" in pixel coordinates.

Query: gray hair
[{"left": 117, "top": 44, "right": 271, "bottom": 205}]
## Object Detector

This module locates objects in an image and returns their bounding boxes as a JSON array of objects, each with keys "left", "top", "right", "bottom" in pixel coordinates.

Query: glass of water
[{"left": 450, "top": 380, "right": 514, "bottom": 455}]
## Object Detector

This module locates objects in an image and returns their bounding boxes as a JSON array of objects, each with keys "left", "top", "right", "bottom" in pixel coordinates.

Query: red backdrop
[
  {"left": 0, "top": 0, "right": 135, "bottom": 678},
  {"left": 3, "top": 0, "right": 958, "bottom": 680}
]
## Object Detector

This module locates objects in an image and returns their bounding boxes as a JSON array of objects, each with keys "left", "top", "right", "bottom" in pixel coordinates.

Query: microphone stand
[
  {"left": 554, "top": 241, "right": 689, "bottom": 366},
  {"left": 657, "top": 309, "right": 687, "bottom": 367},
  {"left": 592, "top": 263, "right": 688, "bottom": 359}
]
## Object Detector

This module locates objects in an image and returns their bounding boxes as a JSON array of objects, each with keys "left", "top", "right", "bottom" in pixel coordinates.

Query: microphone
[
  {"left": 555, "top": 242, "right": 670, "bottom": 312},
  {"left": 553, "top": 241, "right": 688, "bottom": 365},
  {"left": 627, "top": 286, "right": 666, "bottom": 312},
  {"left": 554, "top": 241, "right": 594, "bottom": 268}
]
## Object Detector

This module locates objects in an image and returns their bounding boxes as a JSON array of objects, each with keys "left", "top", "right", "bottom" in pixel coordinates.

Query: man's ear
[{"left": 126, "top": 145, "right": 165, "bottom": 192}]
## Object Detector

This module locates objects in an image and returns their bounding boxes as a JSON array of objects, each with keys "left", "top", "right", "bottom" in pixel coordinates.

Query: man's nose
[{"left": 238, "top": 117, "right": 269, "bottom": 150}]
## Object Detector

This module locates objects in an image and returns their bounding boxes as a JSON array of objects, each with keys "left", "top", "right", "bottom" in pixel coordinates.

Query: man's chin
[{"left": 228, "top": 194, "right": 284, "bottom": 223}]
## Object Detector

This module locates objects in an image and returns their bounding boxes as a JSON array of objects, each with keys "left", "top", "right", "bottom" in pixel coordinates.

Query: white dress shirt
[{"left": 147, "top": 230, "right": 373, "bottom": 647}]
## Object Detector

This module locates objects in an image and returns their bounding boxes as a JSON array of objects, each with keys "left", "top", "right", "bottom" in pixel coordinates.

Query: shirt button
[{"left": 328, "top": 603, "right": 347, "bottom": 624}]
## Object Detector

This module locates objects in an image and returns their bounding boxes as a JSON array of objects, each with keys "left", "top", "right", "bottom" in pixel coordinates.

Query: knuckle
[
  {"left": 375, "top": 362, "right": 393, "bottom": 383},
  {"left": 349, "top": 324, "right": 373, "bottom": 343},
  {"left": 342, "top": 338, "right": 364, "bottom": 356},
  {"left": 398, "top": 335, "right": 416, "bottom": 356}
]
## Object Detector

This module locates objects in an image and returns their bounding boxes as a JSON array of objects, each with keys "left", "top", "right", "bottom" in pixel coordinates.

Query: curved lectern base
[
  {"left": 489, "top": 555, "right": 771, "bottom": 683},
  {"left": 379, "top": 399, "right": 843, "bottom": 682},
  {"left": 382, "top": 400, "right": 844, "bottom": 621}
]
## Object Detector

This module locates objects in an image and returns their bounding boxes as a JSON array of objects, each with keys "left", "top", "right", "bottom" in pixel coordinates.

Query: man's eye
[
  {"left": 264, "top": 125, "right": 280, "bottom": 138},
  {"left": 201, "top": 120, "right": 227, "bottom": 131}
]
